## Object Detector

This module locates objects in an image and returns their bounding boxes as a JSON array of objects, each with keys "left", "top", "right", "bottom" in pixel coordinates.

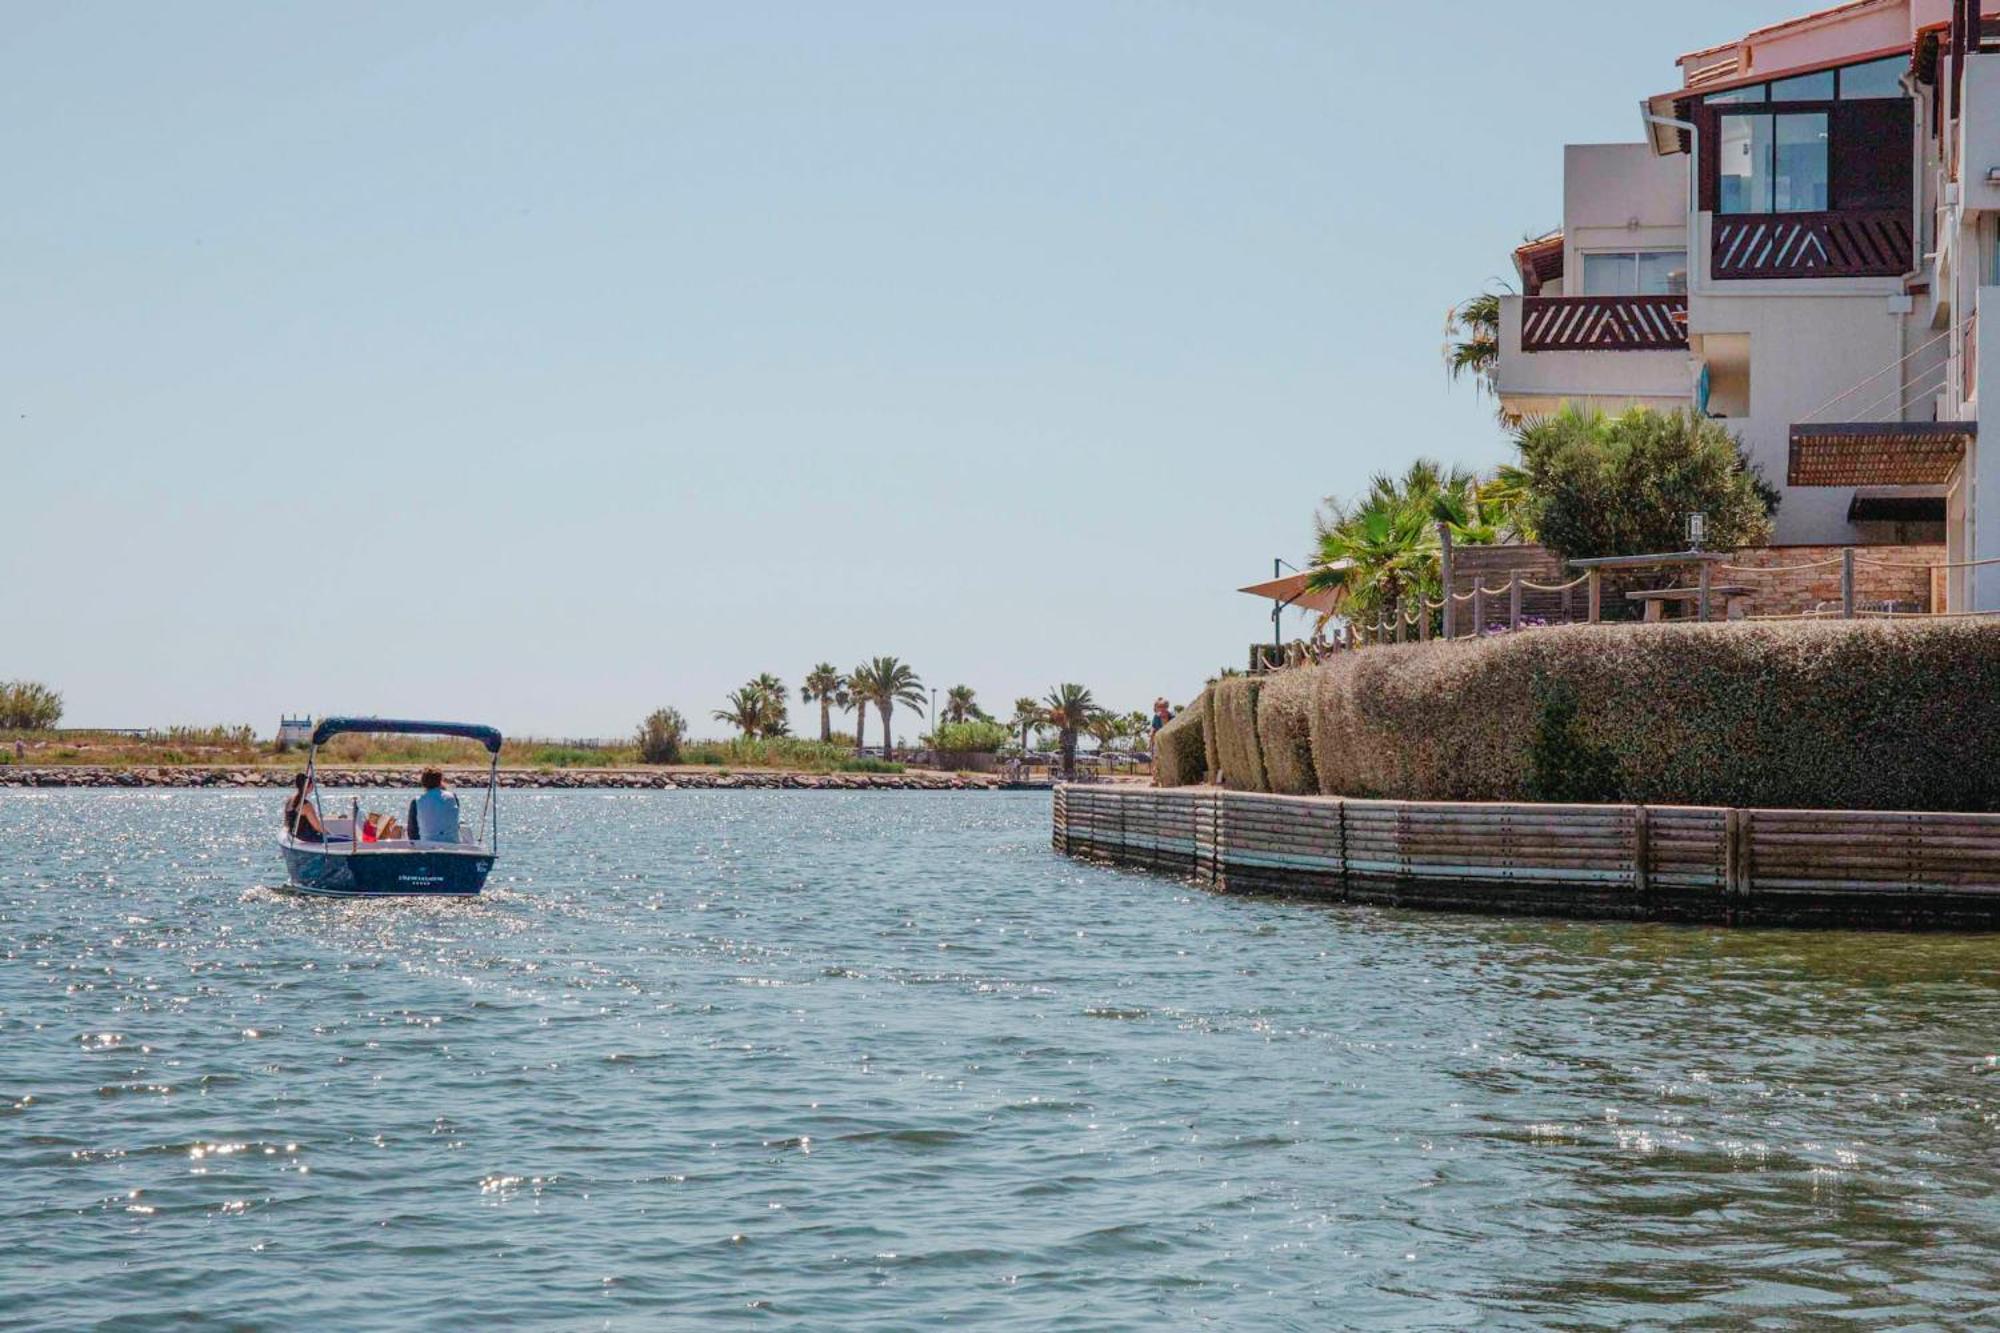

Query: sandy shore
[{"left": 0, "top": 765, "right": 1046, "bottom": 791}]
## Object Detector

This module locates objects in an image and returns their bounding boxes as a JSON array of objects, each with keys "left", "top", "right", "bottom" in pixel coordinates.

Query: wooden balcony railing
[
  {"left": 1711, "top": 209, "right": 1912, "bottom": 280},
  {"left": 1519, "top": 295, "right": 1688, "bottom": 352}
]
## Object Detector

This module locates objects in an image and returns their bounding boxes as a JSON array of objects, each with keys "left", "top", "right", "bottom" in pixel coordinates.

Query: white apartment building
[{"left": 1491, "top": 0, "right": 2000, "bottom": 608}]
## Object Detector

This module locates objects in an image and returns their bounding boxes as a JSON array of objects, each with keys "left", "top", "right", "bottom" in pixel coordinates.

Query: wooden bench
[{"left": 1626, "top": 585, "right": 1753, "bottom": 622}]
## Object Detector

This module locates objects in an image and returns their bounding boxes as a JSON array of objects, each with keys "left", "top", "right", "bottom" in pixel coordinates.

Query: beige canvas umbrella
[{"left": 1237, "top": 561, "right": 1353, "bottom": 617}]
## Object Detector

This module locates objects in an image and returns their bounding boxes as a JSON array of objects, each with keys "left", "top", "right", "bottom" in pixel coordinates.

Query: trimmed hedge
[
  {"left": 1254, "top": 669, "right": 1319, "bottom": 795},
  {"left": 1154, "top": 705, "right": 1208, "bottom": 788},
  {"left": 1291, "top": 620, "right": 2000, "bottom": 811},
  {"left": 1210, "top": 676, "right": 1267, "bottom": 791},
  {"left": 1200, "top": 686, "right": 1221, "bottom": 781}
]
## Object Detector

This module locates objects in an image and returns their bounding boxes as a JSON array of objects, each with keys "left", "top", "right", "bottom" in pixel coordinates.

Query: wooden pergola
[{"left": 1788, "top": 421, "right": 1976, "bottom": 487}]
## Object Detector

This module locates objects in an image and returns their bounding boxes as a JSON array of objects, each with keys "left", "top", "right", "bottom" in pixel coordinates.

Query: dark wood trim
[
  {"left": 1519, "top": 295, "right": 1688, "bottom": 352},
  {"left": 1712, "top": 210, "right": 1913, "bottom": 279}
]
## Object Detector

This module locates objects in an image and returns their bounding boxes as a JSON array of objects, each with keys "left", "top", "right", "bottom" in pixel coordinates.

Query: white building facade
[{"left": 1491, "top": 0, "right": 2000, "bottom": 605}]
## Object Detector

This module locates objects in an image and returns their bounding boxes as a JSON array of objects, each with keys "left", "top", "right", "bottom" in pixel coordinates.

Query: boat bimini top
[
  {"left": 292, "top": 716, "right": 505, "bottom": 855},
  {"left": 310, "top": 716, "right": 503, "bottom": 753}
]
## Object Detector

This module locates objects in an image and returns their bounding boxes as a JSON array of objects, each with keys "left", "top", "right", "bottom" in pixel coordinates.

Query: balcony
[
  {"left": 1711, "top": 209, "right": 1912, "bottom": 280},
  {"left": 1519, "top": 295, "right": 1688, "bottom": 352}
]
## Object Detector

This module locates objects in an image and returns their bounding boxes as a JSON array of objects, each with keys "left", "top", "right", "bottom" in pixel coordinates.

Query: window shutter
[{"left": 1830, "top": 100, "right": 1912, "bottom": 211}]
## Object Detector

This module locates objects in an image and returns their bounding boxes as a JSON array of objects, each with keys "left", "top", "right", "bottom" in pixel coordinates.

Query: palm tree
[
  {"left": 1443, "top": 290, "right": 1502, "bottom": 398},
  {"left": 1043, "top": 683, "right": 1097, "bottom": 781},
  {"left": 846, "top": 663, "right": 873, "bottom": 753},
  {"left": 852, "top": 657, "right": 926, "bottom": 760},
  {"left": 801, "top": 664, "right": 846, "bottom": 744},
  {"left": 750, "top": 674, "right": 790, "bottom": 736},
  {"left": 1307, "top": 457, "right": 1503, "bottom": 638},
  {"left": 1010, "top": 697, "right": 1041, "bottom": 755},
  {"left": 712, "top": 687, "right": 771, "bottom": 739},
  {"left": 1084, "top": 710, "right": 1126, "bottom": 756},
  {"left": 943, "top": 685, "right": 981, "bottom": 724},
  {"left": 1475, "top": 462, "right": 1537, "bottom": 542}
]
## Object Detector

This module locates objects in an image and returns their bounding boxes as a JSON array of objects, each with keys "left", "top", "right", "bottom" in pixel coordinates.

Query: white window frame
[{"left": 1578, "top": 248, "right": 1689, "bottom": 296}]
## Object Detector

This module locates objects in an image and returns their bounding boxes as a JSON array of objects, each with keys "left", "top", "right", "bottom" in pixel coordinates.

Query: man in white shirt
[{"left": 409, "top": 766, "right": 461, "bottom": 844}]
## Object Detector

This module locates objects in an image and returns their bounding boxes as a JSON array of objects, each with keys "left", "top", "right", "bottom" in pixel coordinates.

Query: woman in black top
[{"left": 284, "top": 774, "right": 326, "bottom": 843}]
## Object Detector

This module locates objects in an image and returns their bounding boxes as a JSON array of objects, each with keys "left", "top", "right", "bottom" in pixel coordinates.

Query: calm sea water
[{"left": 4, "top": 790, "right": 2000, "bottom": 1329}]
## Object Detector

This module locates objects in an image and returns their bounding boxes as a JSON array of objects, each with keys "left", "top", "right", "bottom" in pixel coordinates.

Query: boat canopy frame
[{"left": 290, "top": 717, "right": 504, "bottom": 855}]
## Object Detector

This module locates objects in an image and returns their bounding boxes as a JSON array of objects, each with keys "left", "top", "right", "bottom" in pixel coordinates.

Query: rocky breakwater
[{"left": 0, "top": 767, "right": 1023, "bottom": 791}]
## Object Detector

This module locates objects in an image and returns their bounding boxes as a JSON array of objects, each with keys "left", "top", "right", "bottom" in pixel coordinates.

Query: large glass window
[
  {"left": 1703, "top": 55, "right": 1907, "bottom": 106},
  {"left": 1837, "top": 56, "right": 1906, "bottom": 99},
  {"left": 1774, "top": 113, "right": 1829, "bottom": 211},
  {"left": 1637, "top": 251, "right": 1689, "bottom": 294},
  {"left": 1770, "top": 69, "right": 1834, "bottom": 100},
  {"left": 1720, "top": 112, "right": 1773, "bottom": 212},
  {"left": 1720, "top": 111, "right": 1826, "bottom": 213},
  {"left": 1582, "top": 250, "right": 1689, "bottom": 296}
]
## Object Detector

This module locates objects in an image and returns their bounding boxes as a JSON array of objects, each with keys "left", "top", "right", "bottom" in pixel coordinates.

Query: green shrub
[
  {"left": 1254, "top": 670, "right": 1318, "bottom": 795},
  {"left": 930, "top": 720, "right": 1010, "bottom": 753},
  {"left": 1514, "top": 405, "right": 1777, "bottom": 561},
  {"left": 154, "top": 723, "right": 256, "bottom": 746},
  {"left": 0, "top": 681, "right": 62, "bottom": 730},
  {"left": 1210, "top": 676, "right": 1267, "bottom": 791},
  {"left": 1153, "top": 705, "right": 1207, "bottom": 787},
  {"left": 1299, "top": 620, "right": 2000, "bottom": 810},
  {"left": 635, "top": 708, "right": 688, "bottom": 765},
  {"left": 680, "top": 735, "right": 900, "bottom": 773}
]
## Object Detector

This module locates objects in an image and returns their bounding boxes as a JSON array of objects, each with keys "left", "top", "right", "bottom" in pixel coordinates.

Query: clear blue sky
[{"left": 2, "top": 1, "right": 1814, "bottom": 738}]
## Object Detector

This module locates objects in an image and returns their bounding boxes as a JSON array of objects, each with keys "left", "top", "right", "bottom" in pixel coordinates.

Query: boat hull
[{"left": 280, "top": 840, "right": 493, "bottom": 897}]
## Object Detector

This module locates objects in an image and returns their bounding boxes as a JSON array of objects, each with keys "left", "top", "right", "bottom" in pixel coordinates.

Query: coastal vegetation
[
  {"left": 1042, "top": 683, "right": 1096, "bottom": 780},
  {"left": 713, "top": 677, "right": 791, "bottom": 739},
  {"left": 1009, "top": 698, "right": 1041, "bottom": 754},
  {"left": 1167, "top": 620, "right": 2000, "bottom": 812},
  {"left": 635, "top": 707, "right": 688, "bottom": 765},
  {"left": 801, "top": 664, "right": 846, "bottom": 744},
  {"left": 929, "top": 720, "right": 1011, "bottom": 754},
  {"left": 1152, "top": 707, "right": 1207, "bottom": 787},
  {"left": 942, "top": 685, "right": 986, "bottom": 724},
  {"left": 7, "top": 661, "right": 1151, "bottom": 777},
  {"left": 850, "top": 657, "right": 926, "bottom": 760},
  {"left": 1442, "top": 289, "right": 1501, "bottom": 398},
  {"left": 1301, "top": 407, "right": 1776, "bottom": 629},
  {"left": 1511, "top": 406, "right": 1777, "bottom": 561},
  {"left": 0, "top": 680, "right": 63, "bottom": 730}
]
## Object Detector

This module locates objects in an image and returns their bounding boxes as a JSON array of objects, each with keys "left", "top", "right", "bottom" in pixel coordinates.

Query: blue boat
[{"left": 278, "top": 717, "right": 502, "bottom": 898}]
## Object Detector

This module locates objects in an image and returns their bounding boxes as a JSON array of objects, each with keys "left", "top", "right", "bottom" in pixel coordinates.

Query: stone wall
[
  {"left": 1720, "top": 544, "right": 1944, "bottom": 615},
  {"left": 1446, "top": 541, "right": 1948, "bottom": 619}
]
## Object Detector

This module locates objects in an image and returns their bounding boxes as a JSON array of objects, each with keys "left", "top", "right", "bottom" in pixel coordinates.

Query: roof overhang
[
  {"left": 1788, "top": 421, "right": 1975, "bottom": 487},
  {"left": 1513, "top": 231, "right": 1564, "bottom": 292},
  {"left": 1847, "top": 485, "right": 1947, "bottom": 523}
]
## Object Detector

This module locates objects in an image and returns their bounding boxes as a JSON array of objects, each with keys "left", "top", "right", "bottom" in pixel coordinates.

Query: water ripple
[{"left": 3, "top": 790, "right": 1999, "bottom": 1327}]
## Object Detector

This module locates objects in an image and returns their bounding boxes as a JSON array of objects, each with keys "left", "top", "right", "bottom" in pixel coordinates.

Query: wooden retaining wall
[{"left": 1053, "top": 785, "right": 2000, "bottom": 929}]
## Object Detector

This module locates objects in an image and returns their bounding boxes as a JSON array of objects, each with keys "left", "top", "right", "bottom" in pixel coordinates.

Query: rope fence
[{"left": 1255, "top": 528, "right": 1995, "bottom": 668}]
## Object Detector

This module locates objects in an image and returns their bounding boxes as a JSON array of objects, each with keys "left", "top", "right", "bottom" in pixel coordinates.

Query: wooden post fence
[
  {"left": 1842, "top": 548, "right": 1856, "bottom": 618},
  {"left": 1438, "top": 523, "right": 1456, "bottom": 640},
  {"left": 1508, "top": 571, "right": 1523, "bottom": 633}
]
